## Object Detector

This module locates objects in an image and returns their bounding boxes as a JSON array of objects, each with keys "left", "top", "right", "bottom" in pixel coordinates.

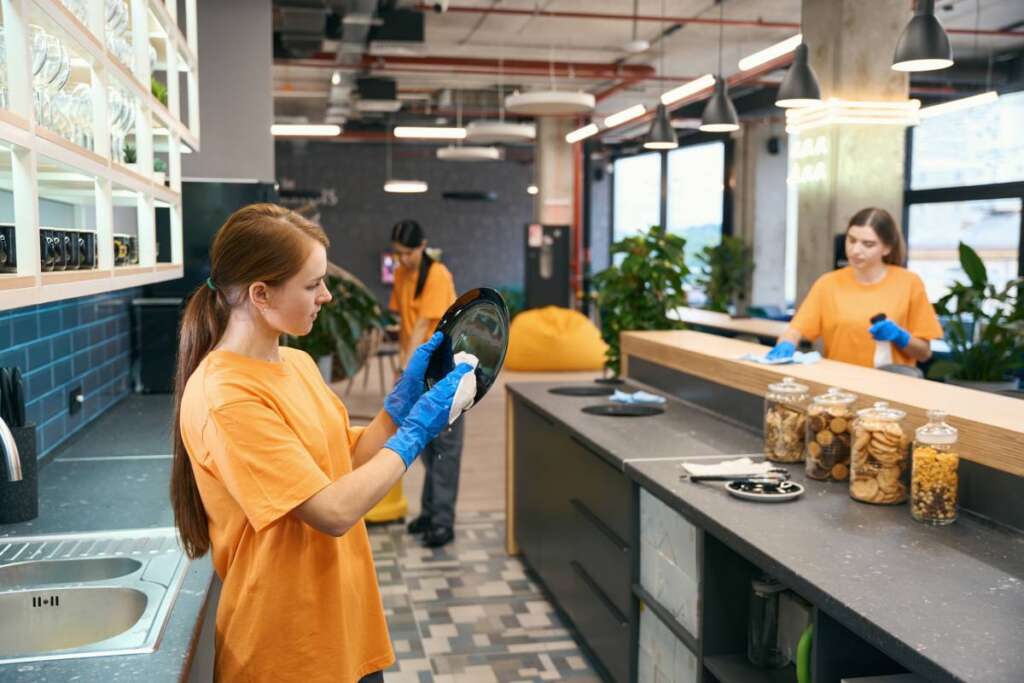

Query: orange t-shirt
[
  {"left": 790, "top": 266, "right": 943, "bottom": 368},
  {"left": 388, "top": 260, "right": 456, "bottom": 348},
  {"left": 179, "top": 347, "right": 394, "bottom": 683}
]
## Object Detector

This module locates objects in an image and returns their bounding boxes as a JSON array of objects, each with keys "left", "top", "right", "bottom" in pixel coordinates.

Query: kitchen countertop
[
  {"left": 0, "top": 395, "right": 215, "bottom": 683},
  {"left": 507, "top": 381, "right": 1024, "bottom": 683}
]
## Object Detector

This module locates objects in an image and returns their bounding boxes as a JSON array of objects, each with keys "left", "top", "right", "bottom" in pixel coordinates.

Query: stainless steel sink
[
  {"left": 0, "top": 528, "right": 189, "bottom": 664},
  {"left": 0, "top": 557, "right": 142, "bottom": 590}
]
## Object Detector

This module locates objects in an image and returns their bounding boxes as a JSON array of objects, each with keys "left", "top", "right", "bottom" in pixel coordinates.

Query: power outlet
[{"left": 69, "top": 387, "right": 83, "bottom": 415}]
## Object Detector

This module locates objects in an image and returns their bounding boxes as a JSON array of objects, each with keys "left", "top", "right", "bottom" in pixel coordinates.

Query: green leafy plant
[
  {"left": 123, "top": 144, "right": 137, "bottom": 164},
  {"left": 283, "top": 268, "right": 393, "bottom": 379},
  {"left": 154, "top": 158, "right": 168, "bottom": 173},
  {"left": 927, "top": 242, "right": 1024, "bottom": 383},
  {"left": 151, "top": 77, "right": 168, "bottom": 106},
  {"left": 694, "top": 235, "right": 754, "bottom": 313},
  {"left": 495, "top": 285, "right": 525, "bottom": 319},
  {"left": 593, "top": 225, "right": 689, "bottom": 376}
]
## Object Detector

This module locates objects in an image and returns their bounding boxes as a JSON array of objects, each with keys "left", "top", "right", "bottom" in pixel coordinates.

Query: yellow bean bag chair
[{"left": 505, "top": 306, "right": 608, "bottom": 371}]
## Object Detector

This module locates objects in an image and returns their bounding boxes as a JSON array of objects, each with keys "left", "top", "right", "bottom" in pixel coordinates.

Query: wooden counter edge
[{"left": 622, "top": 330, "right": 1024, "bottom": 478}]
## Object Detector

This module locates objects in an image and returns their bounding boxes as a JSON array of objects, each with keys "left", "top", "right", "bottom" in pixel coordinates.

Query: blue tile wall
[{"left": 0, "top": 289, "right": 141, "bottom": 459}]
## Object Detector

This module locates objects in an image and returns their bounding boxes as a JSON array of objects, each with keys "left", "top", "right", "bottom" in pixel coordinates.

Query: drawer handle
[
  {"left": 570, "top": 561, "right": 629, "bottom": 628},
  {"left": 570, "top": 498, "right": 629, "bottom": 554}
]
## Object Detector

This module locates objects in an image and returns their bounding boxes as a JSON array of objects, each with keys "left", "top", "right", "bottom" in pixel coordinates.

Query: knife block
[{"left": 0, "top": 424, "right": 38, "bottom": 525}]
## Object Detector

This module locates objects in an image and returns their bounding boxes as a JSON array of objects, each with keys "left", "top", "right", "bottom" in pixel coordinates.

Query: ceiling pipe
[
  {"left": 277, "top": 57, "right": 655, "bottom": 80},
  {"left": 414, "top": 3, "right": 1024, "bottom": 38}
]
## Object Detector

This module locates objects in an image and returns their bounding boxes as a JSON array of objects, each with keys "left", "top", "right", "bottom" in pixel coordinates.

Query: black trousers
[
  {"left": 419, "top": 415, "right": 465, "bottom": 528},
  {"left": 358, "top": 671, "right": 383, "bottom": 683}
]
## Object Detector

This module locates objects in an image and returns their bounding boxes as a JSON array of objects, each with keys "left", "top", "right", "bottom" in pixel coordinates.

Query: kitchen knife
[
  {"left": 0, "top": 368, "right": 12, "bottom": 426},
  {"left": 10, "top": 367, "right": 25, "bottom": 428}
]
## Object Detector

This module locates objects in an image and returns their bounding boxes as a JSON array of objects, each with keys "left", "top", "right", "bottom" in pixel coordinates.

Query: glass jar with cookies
[
  {"left": 911, "top": 410, "right": 959, "bottom": 525},
  {"left": 805, "top": 387, "right": 857, "bottom": 481},
  {"left": 764, "top": 377, "right": 810, "bottom": 463},
  {"left": 850, "top": 402, "right": 910, "bottom": 504}
]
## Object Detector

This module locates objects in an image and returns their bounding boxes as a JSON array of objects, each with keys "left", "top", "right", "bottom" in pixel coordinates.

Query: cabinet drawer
[
  {"left": 562, "top": 560, "right": 632, "bottom": 683},
  {"left": 639, "top": 489, "right": 700, "bottom": 639},
  {"left": 570, "top": 497, "right": 632, "bottom": 616},
  {"left": 566, "top": 434, "right": 634, "bottom": 544},
  {"left": 638, "top": 606, "right": 698, "bottom": 683}
]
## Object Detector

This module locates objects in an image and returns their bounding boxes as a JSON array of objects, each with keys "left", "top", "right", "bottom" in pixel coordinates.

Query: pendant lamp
[
  {"left": 892, "top": 0, "right": 953, "bottom": 72},
  {"left": 775, "top": 42, "right": 821, "bottom": 108},
  {"left": 700, "top": 1, "right": 740, "bottom": 133},
  {"left": 644, "top": 0, "right": 678, "bottom": 149}
]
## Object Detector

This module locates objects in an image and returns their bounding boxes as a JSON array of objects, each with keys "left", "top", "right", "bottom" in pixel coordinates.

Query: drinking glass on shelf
[
  {"left": 0, "top": 29, "right": 7, "bottom": 110},
  {"left": 71, "top": 83, "right": 93, "bottom": 149},
  {"left": 61, "top": 0, "right": 89, "bottom": 24}
]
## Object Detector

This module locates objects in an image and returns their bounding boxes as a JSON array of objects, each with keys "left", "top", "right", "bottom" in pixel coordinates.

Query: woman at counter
[
  {"left": 170, "top": 204, "right": 471, "bottom": 683},
  {"left": 388, "top": 219, "right": 464, "bottom": 548},
  {"left": 767, "top": 207, "right": 943, "bottom": 369}
]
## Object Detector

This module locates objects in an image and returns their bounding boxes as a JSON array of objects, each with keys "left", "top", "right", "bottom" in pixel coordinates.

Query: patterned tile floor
[{"left": 369, "top": 510, "right": 603, "bottom": 683}]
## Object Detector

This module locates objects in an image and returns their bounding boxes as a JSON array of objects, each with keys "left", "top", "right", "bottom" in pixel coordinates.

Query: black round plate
[
  {"left": 425, "top": 287, "right": 510, "bottom": 404},
  {"left": 549, "top": 386, "right": 615, "bottom": 397},
  {"left": 581, "top": 404, "right": 665, "bottom": 417}
]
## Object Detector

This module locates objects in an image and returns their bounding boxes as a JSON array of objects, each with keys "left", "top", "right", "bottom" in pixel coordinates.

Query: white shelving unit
[{"left": 0, "top": 0, "right": 198, "bottom": 311}]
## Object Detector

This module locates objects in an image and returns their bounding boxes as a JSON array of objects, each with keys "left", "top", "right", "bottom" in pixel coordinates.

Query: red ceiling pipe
[{"left": 417, "top": 3, "right": 1024, "bottom": 38}]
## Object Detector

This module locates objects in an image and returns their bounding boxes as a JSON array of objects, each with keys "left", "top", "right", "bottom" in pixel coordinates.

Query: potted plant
[
  {"left": 153, "top": 158, "right": 167, "bottom": 186},
  {"left": 926, "top": 242, "right": 1024, "bottom": 392},
  {"left": 694, "top": 235, "right": 754, "bottom": 315},
  {"left": 593, "top": 225, "right": 689, "bottom": 377},
  {"left": 283, "top": 264, "right": 392, "bottom": 382}
]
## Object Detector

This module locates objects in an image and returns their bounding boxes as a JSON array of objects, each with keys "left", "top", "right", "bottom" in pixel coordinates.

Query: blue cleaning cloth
[
  {"left": 739, "top": 351, "right": 823, "bottom": 365},
  {"left": 610, "top": 390, "right": 667, "bottom": 405}
]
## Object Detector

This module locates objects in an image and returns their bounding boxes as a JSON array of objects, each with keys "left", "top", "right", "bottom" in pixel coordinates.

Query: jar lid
[
  {"left": 915, "top": 409, "right": 958, "bottom": 444},
  {"left": 768, "top": 376, "right": 809, "bottom": 394},
  {"left": 856, "top": 400, "right": 906, "bottom": 422},
  {"left": 813, "top": 386, "right": 856, "bottom": 406}
]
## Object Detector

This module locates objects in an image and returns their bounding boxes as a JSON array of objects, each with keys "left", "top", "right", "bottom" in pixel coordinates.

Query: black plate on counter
[
  {"left": 582, "top": 404, "right": 665, "bottom": 417},
  {"left": 549, "top": 386, "right": 615, "bottom": 397}
]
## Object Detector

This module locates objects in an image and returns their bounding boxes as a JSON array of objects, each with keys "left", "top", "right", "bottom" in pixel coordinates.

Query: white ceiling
[{"left": 273, "top": 0, "right": 1024, "bottom": 129}]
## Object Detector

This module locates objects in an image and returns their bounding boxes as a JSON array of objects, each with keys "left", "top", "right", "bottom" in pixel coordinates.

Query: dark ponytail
[
  {"left": 171, "top": 204, "right": 329, "bottom": 558},
  {"left": 391, "top": 219, "right": 434, "bottom": 298}
]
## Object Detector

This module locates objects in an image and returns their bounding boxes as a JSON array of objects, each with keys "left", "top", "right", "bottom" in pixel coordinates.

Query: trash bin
[{"left": 132, "top": 298, "right": 183, "bottom": 394}]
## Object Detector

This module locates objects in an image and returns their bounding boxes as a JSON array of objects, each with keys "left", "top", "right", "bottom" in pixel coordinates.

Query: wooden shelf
[
  {"left": 621, "top": 330, "right": 1024, "bottom": 476},
  {"left": 704, "top": 654, "right": 797, "bottom": 683},
  {"left": 4, "top": 265, "right": 182, "bottom": 309}
]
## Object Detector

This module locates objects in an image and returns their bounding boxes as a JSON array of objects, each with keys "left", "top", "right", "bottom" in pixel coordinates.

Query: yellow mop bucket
[{"left": 365, "top": 480, "right": 407, "bottom": 523}]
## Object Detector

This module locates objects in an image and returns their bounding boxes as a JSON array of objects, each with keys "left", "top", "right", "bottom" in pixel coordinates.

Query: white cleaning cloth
[
  {"left": 449, "top": 352, "right": 479, "bottom": 425},
  {"left": 610, "top": 390, "right": 667, "bottom": 405},
  {"left": 680, "top": 457, "right": 775, "bottom": 479},
  {"left": 738, "top": 350, "right": 822, "bottom": 365}
]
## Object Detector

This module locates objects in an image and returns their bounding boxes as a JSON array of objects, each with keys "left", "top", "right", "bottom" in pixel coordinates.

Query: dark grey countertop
[
  {"left": 507, "top": 381, "right": 1024, "bottom": 683},
  {"left": 506, "top": 381, "right": 762, "bottom": 469},
  {"left": 0, "top": 395, "right": 215, "bottom": 683}
]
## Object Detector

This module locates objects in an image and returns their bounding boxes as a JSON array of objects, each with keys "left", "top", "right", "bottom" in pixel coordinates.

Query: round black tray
[
  {"left": 582, "top": 404, "right": 665, "bottom": 417},
  {"left": 549, "top": 386, "right": 616, "bottom": 397}
]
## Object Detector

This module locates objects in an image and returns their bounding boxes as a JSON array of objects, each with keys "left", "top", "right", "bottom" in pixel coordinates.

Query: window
[
  {"left": 666, "top": 141, "right": 725, "bottom": 273},
  {"left": 911, "top": 90, "right": 1024, "bottom": 190},
  {"left": 907, "top": 198, "right": 1022, "bottom": 303},
  {"left": 612, "top": 152, "right": 662, "bottom": 242}
]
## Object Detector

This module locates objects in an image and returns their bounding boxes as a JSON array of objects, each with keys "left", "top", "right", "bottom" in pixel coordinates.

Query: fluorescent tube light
[
  {"left": 660, "top": 74, "right": 715, "bottom": 106},
  {"left": 383, "top": 179, "right": 429, "bottom": 193},
  {"left": 393, "top": 126, "right": 467, "bottom": 140},
  {"left": 738, "top": 34, "right": 802, "bottom": 71},
  {"left": 603, "top": 104, "right": 646, "bottom": 127},
  {"left": 919, "top": 91, "right": 998, "bottom": 118},
  {"left": 271, "top": 124, "right": 341, "bottom": 137},
  {"left": 565, "top": 123, "right": 599, "bottom": 144}
]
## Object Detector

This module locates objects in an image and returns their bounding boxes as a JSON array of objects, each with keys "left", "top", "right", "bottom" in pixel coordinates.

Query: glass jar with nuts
[
  {"left": 763, "top": 377, "right": 810, "bottom": 463},
  {"left": 911, "top": 410, "right": 959, "bottom": 525},
  {"left": 850, "top": 402, "right": 910, "bottom": 504},
  {"left": 805, "top": 387, "right": 857, "bottom": 481}
]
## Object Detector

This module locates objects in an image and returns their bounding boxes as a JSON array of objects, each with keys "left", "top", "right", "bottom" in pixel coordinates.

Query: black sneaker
[
  {"left": 406, "top": 515, "right": 432, "bottom": 535},
  {"left": 422, "top": 525, "right": 454, "bottom": 548}
]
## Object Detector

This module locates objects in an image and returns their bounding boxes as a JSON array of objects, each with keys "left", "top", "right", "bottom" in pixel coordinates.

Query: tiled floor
[{"left": 368, "top": 510, "right": 602, "bottom": 683}]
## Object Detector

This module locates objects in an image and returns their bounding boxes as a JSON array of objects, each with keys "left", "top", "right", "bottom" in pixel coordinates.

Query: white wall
[{"left": 182, "top": 0, "right": 275, "bottom": 182}]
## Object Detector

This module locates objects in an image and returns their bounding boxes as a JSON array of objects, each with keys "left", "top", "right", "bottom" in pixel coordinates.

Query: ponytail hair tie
[{"left": 205, "top": 277, "right": 216, "bottom": 291}]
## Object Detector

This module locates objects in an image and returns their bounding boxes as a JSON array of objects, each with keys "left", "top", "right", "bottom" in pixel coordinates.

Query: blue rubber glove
[
  {"left": 869, "top": 319, "right": 911, "bottom": 349},
  {"left": 384, "top": 332, "right": 444, "bottom": 425},
  {"left": 385, "top": 363, "right": 474, "bottom": 469},
  {"left": 766, "top": 341, "right": 796, "bottom": 361}
]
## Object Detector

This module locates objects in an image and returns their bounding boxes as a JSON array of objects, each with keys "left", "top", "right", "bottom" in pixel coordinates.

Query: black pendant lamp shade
[
  {"left": 644, "top": 103, "right": 678, "bottom": 149},
  {"left": 699, "top": 77, "right": 740, "bottom": 133},
  {"left": 776, "top": 43, "right": 821, "bottom": 108},
  {"left": 892, "top": 0, "right": 953, "bottom": 72}
]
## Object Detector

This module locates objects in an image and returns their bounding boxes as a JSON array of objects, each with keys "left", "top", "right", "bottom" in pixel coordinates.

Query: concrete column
[
  {"left": 792, "top": 0, "right": 911, "bottom": 301},
  {"left": 534, "top": 118, "right": 575, "bottom": 225}
]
